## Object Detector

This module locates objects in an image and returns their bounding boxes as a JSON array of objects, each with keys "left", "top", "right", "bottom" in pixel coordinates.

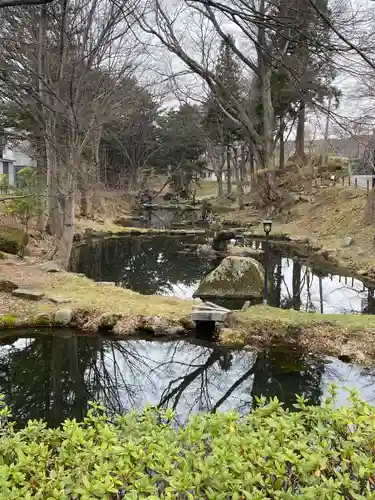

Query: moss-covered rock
[
  {"left": 30, "top": 313, "right": 54, "bottom": 326},
  {"left": 99, "top": 313, "right": 122, "bottom": 330},
  {"left": 0, "top": 314, "right": 18, "bottom": 328},
  {"left": 194, "top": 256, "right": 264, "bottom": 299},
  {"left": 0, "top": 226, "right": 28, "bottom": 254}
]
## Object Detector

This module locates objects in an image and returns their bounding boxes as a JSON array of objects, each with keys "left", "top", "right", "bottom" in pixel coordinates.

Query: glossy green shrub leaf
[{"left": 0, "top": 392, "right": 374, "bottom": 498}]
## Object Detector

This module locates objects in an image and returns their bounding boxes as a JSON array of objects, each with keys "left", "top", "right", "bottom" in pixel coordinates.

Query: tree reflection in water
[
  {"left": 0, "top": 333, "right": 331, "bottom": 427},
  {"left": 70, "top": 235, "right": 212, "bottom": 297}
]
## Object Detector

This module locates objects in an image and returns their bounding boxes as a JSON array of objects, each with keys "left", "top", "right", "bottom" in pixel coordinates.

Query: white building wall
[
  {"left": 3, "top": 145, "right": 15, "bottom": 162},
  {"left": 8, "top": 163, "right": 15, "bottom": 185},
  {"left": 0, "top": 141, "right": 35, "bottom": 186},
  {"left": 14, "top": 149, "right": 36, "bottom": 168}
]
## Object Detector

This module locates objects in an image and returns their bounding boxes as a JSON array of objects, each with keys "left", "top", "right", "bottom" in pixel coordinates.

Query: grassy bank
[
  {"left": 0, "top": 258, "right": 194, "bottom": 335},
  {"left": 215, "top": 185, "right": 375, "bottom": 276},
  {"left": 2, "top": 255, "right": 375, "bottom": 363},
  {"left": 228, "top": 305, "right": 375, "bottom": 364}
]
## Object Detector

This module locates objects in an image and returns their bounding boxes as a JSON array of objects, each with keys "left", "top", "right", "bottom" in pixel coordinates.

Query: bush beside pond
[{"left": 0, "top": 389, "right": 374, "bottom": 498}]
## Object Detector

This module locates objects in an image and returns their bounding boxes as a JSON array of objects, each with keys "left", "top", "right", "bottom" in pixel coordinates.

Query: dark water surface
[
  {"left": 0, "top": 331, "right": 373, "bottom": 428},
  {"left": 70, "top": 235, "right": 212, "bottom": 297},
  {"left": 70, "top": 235, "right": 375, "bottom": 314}
]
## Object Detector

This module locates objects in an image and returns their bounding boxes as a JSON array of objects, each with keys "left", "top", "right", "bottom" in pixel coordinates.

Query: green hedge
[{"left": 0, "top": 388, "right": 374, "bottom": 499}]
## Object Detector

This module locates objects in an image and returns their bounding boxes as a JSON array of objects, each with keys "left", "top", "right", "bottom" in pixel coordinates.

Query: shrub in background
[
  {"left": 6, "top": 167, "right": 41, "bottom": 235},
  {"left": 0, "top": 387, "right": 374, "bottom": 499}
]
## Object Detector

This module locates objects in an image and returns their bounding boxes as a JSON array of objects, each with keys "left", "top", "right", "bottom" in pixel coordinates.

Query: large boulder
[
  {"left": 0, "top": 226, "right": 28, "bottom": 255},
  {"left": 194, "top": 256, "right": 264, "bottom": 299}
]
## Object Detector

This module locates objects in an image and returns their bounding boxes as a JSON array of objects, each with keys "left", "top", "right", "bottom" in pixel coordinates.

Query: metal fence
[{"left": 314, "top": 175, "right": 375, "bottom": 192}]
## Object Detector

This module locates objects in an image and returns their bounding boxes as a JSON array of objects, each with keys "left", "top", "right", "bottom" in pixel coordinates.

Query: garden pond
[
  {"left": 70, "top": 234, "right": 375, "bottom": 314},
  {"left": 0, "top": 331, "right": 374, "bottom": 428}
]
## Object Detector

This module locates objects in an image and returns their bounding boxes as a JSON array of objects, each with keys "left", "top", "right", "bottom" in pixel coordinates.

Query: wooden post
[
  {"left": 351, "top": 278, "right": 354, "bottom": 287},
  {"left": 355, "top": 178, "right": 357, "bottom": 188},
  {"left": 342, "top": 176, "right": 344, "bottom": 186},
  {"left": 345, "top": 276, "right": 348, "bottom": 285},
  {"left": 367, "top": 179, "right": 370, "bottom": 191},
  {"left": 348, "top": 177, "right": 351, "bottom": 186}
]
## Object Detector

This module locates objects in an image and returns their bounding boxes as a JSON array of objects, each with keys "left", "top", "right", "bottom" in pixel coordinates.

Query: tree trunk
[
  {"left": 56, "top": 185, "right": 75, "bottom": 268},
  {"left": 279, "top": 117, "right": 285, "bottom": 170},
  {"left": 35, "top": 141, "right": 47, "bottom": 231},
  {"left": 249, "top": 144, "right": 255, "bottom": 175},
  {"left": 46, "top": 136, "right": 63, "bottom": 237},
  {"left": 212, "top": 153, "right": 223, "bottom": 198},
  {"left": 236, "top": 145, "right": 245, "bottom": 209},
  {"left": 216, "top": 172, "right": 223, "bottom": 197},
  {"left": 36, "top": 4, "right": 47, "bottom": 232},
  {"left": 226, "top": 147, "right": 232, "bottom": 195},
  {"left": 79, "top": 163, "right": 89, "bottom": 217},
  {"left": 55, "top": 145, "right": 77, "bottom": 268},
  {"left": 295, "top": 99, "right": 306, "bottom": 161},
  {"left": 258, "top": 0, "right": 274, "bottom": 171},
  {"left": 80, "top": 188, "right": 89, "bottom": 217}
]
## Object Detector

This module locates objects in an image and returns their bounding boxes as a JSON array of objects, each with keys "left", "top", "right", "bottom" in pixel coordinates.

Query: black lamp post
[{"left": 262, "top": 219, "right": 272, "bottom": 305}]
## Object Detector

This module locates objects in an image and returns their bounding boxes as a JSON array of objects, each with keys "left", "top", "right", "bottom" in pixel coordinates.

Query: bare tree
[{"left": 0, "top": 0, "right": 145, "bottom": 266}]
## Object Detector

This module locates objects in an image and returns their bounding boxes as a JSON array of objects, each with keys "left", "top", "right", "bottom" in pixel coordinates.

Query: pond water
[
  {"left": 70, "top": 235, "right": 375, "bottom": 314},
  {"left": 0, "top": 331, "right": 374, "bottom": 428},
  {"left": 71, "top": 235, "right": 212, "bottom": 297}
]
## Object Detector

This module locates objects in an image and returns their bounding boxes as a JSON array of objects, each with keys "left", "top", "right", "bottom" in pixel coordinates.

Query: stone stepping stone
[
  {"left": 39, "top": 261, "right": 61, "bottom": 273},
  {"left": 12, "top": 288, "right": 45, "bottom": 301},
  {"left": 48, "top": 296, "right": 72, "bottom": 304},
  {"left": 190, "top": 302, "right": 230, "bottom": 323}
]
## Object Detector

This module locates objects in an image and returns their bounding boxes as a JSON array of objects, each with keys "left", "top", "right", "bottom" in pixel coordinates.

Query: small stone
[
  {"left": 100, "top": 313, "right": 121, "bottom": 329},
  {"left": 54, "top": 308, "right": 73, "bottom": 326},
  {"left": 165, "top": 326, "right": 187, "bottom": 336},
  {"left": 141, "top": 316, "right": 170, "bottom": 336},
  {"left": 150, "top": 317, "right": 168, "bottom": 336},
  {"left": 341, "top": 236, "right": 353, "bottom": 248},
  {"left": 48, "top": 296, "right": 72, "bottom": 304},
  {"left": 179, "top": 317, "right": 196, "bottom": 330},
  {"left": 12, "top": 288, "right": 45, "bottom": 301},
  {"left": 39, "top": 261, "right": 61, "bottom": 273}
]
